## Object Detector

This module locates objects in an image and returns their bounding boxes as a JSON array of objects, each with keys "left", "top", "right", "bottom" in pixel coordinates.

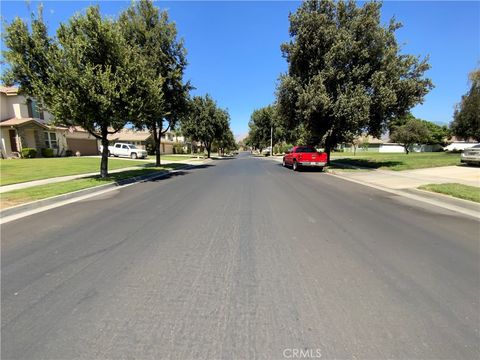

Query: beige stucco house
[
  {"left": 0, "top": 87, "right": 98, "bottom": 157},
  {"left": 108, "top": 128, "right": 185, "bottom": 154}
]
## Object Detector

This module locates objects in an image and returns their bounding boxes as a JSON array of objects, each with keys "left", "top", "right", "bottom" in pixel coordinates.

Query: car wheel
[
  {"left": 293, "top": 160, "right": 298, "bottom": 171},
  {"left": 131, "top": 153, "right": 137, "bottom": 159}
]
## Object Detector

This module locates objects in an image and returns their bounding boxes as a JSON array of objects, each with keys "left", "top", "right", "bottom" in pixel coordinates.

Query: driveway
[{"left": 2, "top": 153, "right": 479, "bottom": 359}]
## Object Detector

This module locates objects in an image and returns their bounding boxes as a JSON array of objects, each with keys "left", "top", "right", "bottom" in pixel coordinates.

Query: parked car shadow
[{"left": 275, "top": 163, "right": 325, "bottom": 172}]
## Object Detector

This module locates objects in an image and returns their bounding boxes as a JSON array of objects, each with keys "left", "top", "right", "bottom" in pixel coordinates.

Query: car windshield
[{"left": 296, "top": 147, "right": 317, "bottom": 153}]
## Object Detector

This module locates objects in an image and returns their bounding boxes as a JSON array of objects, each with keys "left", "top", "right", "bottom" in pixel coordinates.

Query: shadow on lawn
[{"left": 331, "top": 158, "right": 403, "bottom": 169}]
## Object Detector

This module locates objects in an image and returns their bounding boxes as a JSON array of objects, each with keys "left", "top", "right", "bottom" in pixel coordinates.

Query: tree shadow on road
[
  {"left": 146, "top": 164, "right": 215, "bottom": 183},
  {"left": 211, "top": 157, "right": 236, "bottom": 161}
]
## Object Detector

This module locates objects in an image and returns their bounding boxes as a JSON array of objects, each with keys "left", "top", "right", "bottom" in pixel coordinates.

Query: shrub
[
  {"left": 145, "top": 143, "right": 155, "bottom": 155},
  {"left": 274, "top": 143, "right": 293, "bottom": 155},
  {"left": 173, "top": 143, "right": 184, "bottom": 154},
  {"left": 65, "top": 149, "right": 74, "bottom": 157},
  {"left": 41, "top": 148, "right": 54, "bottom": 157},
  {"left": 21, "top": 148, "right": 37, "bottom": 158}
]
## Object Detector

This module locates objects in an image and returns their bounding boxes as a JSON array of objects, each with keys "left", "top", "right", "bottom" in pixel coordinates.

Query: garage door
[{"left": 66, "top": 138, "right": 98, "bottom": 156}]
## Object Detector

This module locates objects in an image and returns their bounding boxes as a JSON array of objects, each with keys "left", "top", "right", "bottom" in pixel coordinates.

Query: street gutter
[{"left": 261, "top": 155, "right": 480, "bottom": 220}]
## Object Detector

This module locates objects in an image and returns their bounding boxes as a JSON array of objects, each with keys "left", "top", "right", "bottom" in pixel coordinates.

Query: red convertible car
[{"left": 282, "top": 146, "right": 327, "bottom": 171}]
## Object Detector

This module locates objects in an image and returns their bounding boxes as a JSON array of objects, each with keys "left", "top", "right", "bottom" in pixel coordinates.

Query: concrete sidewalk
[
  {"left": 0, "top": 158, "right": 206, "bottom": 194},
  {"left": 330, "top": 165, "right": 480, "bottom": 189}
]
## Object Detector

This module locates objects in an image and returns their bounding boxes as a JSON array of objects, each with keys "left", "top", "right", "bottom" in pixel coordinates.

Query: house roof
[
  {"left": 108, "top": 130, "right": 152, "bottom": 142},
  {"left": 54, "top": 125, "right": 90, "bottom": 133},
  {"left": 354, "top": 134, "right": 384, "bottom": 144},
  {"left": 0, "top": 117, "right": 93, "bottom": 135},
  {"left": 0, "top": 86, "right": 19, "bottom": 96},
  {"left": 0, "top": 117, "right": 49, "bottom": 129},
  {"left": 107, "top": 129, "right": 179, "bottom": 144}
]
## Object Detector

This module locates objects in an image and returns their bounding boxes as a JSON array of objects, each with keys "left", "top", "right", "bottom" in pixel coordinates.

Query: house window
[
  {"left": 44, "top": 132, "right": 58, "bottom": 148},
  {"left": 28, "top": 99, "right": 44, "bottom": 120}
]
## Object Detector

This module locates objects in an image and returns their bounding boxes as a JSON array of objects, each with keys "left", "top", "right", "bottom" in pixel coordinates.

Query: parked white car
[
  {"left": 443, "top": 142, "right": 479, "bottom": 152},
  {"left": 100, "top": 143, "right": 148, "bottom": 159},
  {"left": 261, "top": 147, "right": 272, "bottom": 156},
  {"left": 461, "top": 144, "right": 480, "bottom": 166}
]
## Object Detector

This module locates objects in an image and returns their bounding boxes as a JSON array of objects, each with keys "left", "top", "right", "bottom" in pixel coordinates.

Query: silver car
[{"left": 460, "top": 144, "right": 480, "bottom": 165}]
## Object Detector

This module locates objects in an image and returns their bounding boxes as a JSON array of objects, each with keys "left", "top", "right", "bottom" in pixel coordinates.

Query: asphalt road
[{"left": 2, "top": 152, "right": 479, "bottom": 359}]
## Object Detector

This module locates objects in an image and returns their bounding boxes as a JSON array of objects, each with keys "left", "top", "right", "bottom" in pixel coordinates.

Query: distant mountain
[{"left": 235, "top": 133, "right": 248, "bottom": 142}]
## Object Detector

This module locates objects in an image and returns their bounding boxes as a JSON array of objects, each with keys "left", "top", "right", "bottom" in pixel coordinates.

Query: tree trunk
[
  {"left": 206, "top": 143, "right": 211, "bottom": 158},
  {"left": 100, "top": 129, "right": 109, "bottom": 179},
  {"left": 405, "top": 145, "right": 410, "bottom": 154},
  {"left": 324, "top": 138, "right": 332, "bottom": 165},
  {"left": 325, "top": 145, "right": 331, "bottom": 165},
  {"left": 156, "top": 136, "right": 161, "bottom": 166},
  {"left": 152, "top": 125, "right": 161, "bottom": 166}
]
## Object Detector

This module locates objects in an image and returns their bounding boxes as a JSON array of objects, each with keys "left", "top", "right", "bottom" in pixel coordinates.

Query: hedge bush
[
  {"left": 173, "top": 143, "right": 185, "bottom": 154},
  {"left": 274, "top": 143, "right": 293, "bottom": 155},
  {"left": 41, "top": 148, "right": 54, "bottom": 158},
  {"left": 21, "top": 148, "right": 37, "bottom": 158}
]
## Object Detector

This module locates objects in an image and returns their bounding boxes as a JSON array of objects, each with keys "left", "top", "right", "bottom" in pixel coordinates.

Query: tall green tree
[
  {"left": 390, "top": 113, "right": 450, "bottom": 145},
  {"left": 181, "top": 95, "right": 231, "bottom": 158},
  {"left": 2, "top": 6, "right": 141, "bottom": 177},
  {"left": 277, "top": 0, "right": 433, "bottom": 163},
  {"left": 119, "top": 0, "right": 190, "bottom": 166},
  {"left": 247, "top": 106, "right": 275, "bottom": 152},
  {"left": 390, "top": 119, "right": 431, "bottom": 154},
  {"left": 450, "top": 69, "right": 480, "bottom": 141},
  {"left": 215, "top": 128, "right": 236, "bottom": 155}
]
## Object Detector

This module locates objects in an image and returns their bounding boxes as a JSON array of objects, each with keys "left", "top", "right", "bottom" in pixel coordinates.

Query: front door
[{"left": 9, "top": 130, "right": 18, "bottom": 152}]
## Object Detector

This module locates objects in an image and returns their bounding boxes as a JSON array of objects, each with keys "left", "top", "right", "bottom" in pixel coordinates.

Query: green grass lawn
[
  {"left": 418, "top": 183, "right": 480, "bottom": 203},
  {"left": 0, "top": 157, "right": 152, "bottom": 186},
  {"left": 330, "top": 152, "right": 460, "bottom": 171},
  {"left": 1, "top": 163, "right": 185, "bottom": 209}
]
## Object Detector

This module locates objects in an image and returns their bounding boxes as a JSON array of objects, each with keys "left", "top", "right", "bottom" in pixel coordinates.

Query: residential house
[
  {"left": 340, "top": 134, "right": 443, "bottom": 153},
  {"left": 107, "top": 128, "right": 186, "bottom": 154},
  {"left": 0, "top": 87, "right": 98, "bottom": 157}
]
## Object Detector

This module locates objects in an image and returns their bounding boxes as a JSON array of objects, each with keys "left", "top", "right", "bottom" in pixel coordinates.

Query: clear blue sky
[{"left": 1, "top": 1, "right": 479, "bottom": 138}]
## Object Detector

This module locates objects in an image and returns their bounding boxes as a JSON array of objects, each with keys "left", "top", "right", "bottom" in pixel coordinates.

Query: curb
[
  {"left": 0, "top": 163, "right": 200, "bottom": 222},
  {"left": 406, "top": 187, "right": 480, "bottom": 210},
  {"left": 264, "top": 156, "right": 479, "bottom": 218},
  {"left": 326, "top": 171, "right": 480, "bottom": 220}
]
